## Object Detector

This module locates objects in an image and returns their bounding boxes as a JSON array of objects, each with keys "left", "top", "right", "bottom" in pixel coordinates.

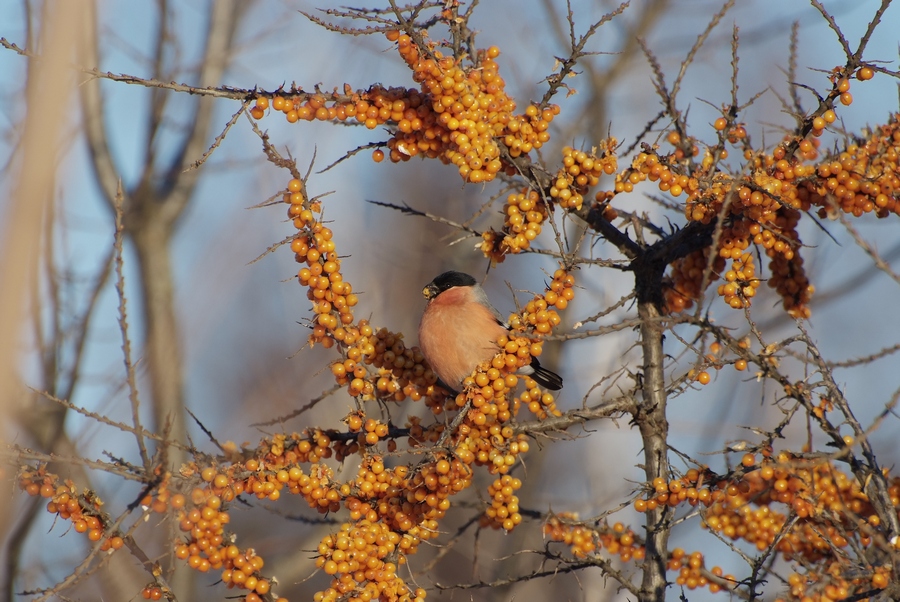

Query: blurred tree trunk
[{"left": 77, "top": 0, "right": 245, "bottom": 598}]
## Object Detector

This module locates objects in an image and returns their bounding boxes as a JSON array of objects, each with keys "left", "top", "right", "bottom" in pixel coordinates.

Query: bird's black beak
[{"left": 423, "top": 283, "right": 439, "bottom": 300}]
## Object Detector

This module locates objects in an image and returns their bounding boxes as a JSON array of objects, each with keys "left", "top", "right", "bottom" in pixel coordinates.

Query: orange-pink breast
[{"left": 418, "top": 288, "right": 507, "bottom": 389}]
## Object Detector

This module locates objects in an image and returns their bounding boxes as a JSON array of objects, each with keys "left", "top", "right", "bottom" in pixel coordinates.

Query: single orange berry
[
  {"left": 696, "top": 371, "right": 711, "bottom": 385},
  {"left": 857, "top": 66, "right": 874, "bottom": 81},
  {"left": 372, "top": 149, "right": 385, "bottom": 163},
  {"left": 713, "top": 117, "right": 727, "bottom": 131}
]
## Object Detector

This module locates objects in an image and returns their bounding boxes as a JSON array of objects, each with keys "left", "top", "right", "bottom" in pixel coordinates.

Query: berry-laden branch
[{"left": 8, "top": 1, "right": 900, "bottom": 601}]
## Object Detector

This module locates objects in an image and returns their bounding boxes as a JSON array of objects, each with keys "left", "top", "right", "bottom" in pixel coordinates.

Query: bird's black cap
[{"left": 423, "top": 271, "right": 477, "bottom": 299}]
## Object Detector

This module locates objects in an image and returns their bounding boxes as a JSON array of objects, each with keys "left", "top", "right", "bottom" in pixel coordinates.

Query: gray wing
[{"left": 472, "top": 284, "right": 509, "bottom": 328}]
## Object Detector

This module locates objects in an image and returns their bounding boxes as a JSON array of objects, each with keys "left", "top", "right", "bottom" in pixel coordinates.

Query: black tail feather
[{"left": 530, "top": 358, "right": 563, "bottom": 390}]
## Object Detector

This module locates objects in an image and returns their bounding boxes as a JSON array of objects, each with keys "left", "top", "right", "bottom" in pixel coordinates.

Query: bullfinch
[{"left": 418, "top": 271, "right": 563, "bottom": 392}]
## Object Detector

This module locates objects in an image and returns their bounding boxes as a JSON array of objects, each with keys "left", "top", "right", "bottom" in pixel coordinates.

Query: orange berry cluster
[
  {"left": 453, "top": 336, "right": 537, "bottom": 445},
  {"left": 217, "top": 546, "right": 270, "bottom": 597},
  {"left": 631, "top": 454, "right": 900, "bottom": 600},
  {"left": 690, "top": 339, "right": 751, "bottom": 385},
  {"left": 764, "top": 212, "right": 813, "bottom": 318},
  {"left": 664, "top": 247, "right": 726, "bottom": 313},
  {"left": 286, "top": 177, "right": 439, "bottom": 407},
  {"left": 457, "top": 407, "right": 532, "bottom": 473},
  {"left": 139, "top": 585, "right": 166, "bottom": 600},
  {"left": 667, "top": 548, "right": 735, "bottom": 593},
  {"left": 347, "top": 415, "right": 391, "bottom": 446},
  {"left": 708, "top": 460, "right": 897, "bottom": 602},
  {"left": 480, "top": 337, "right": 554, "bottom": 422},
  {"left": 334, "top": 416, "right": 394, "bottom": 462},
  {"left": 257, "top": 89, "right": 368, "bottom": 125},
  {"left": 481, "top": 474, "right": 523, "bottom": 531},
  {"left": 399, "top": 42, "right": 509, "bottom": 181},
  {"left": 255, "top": 34, "right": 561, "bottom": 184},
  {"left": 365, "top": 327, "right": 435, "bottom": 401},
  {"left": 802, "top": 116, "right": 900, "bottom": 219},
  {"left": 778, "top": 570, "right": 886, "bottom": 602},
  {"left": 287, "top": 179, "right": 357, "bottom": 341},
  {"left": 543, "top": 515, "right": 646, "bottom": 563},
  {"left": 308, "top": 451, "right": 474, "bottom": 598},
  {"left": 297, "top": 456, "right": 434, "bottom": 600},
  {"left": 605, "top": 99, "right": 900, "bottom": 318},
  {"left": 280, "top": 172, "right": 577, "bottom": 593},
  {"left": 18, "top": 469, "right": 125, "bottom": 553},
  {"left": 289, "top": 168, "right": 561, "bottom": 433},
  {"left": 480, "top": 189, "right": 550, "bottom": 264},
  {"left": 280, "top": 168, "right": 575, "bottom": 595},
  {"left": 172, "top": 488, "right": 232, "bottom": 573},
  {"left": 479, "top": 146, "right": 614, "bottom": 266},
  {"left": 510, "top": 268, "right": 576, "bottom": 326},
  {"left": 393, "top": 32, "right": 559, "bottom": 182},
  {"left": 714, "top": 222, "right": 762, "bottom": 309},
  {"left": 313, "top": 520, "right": 426, "bottom": 602},
  {"left": 516, "top": 374, "right": 560, "bottom": 420},
  {"left": 328, "top": 324, "right": 435, "bottom": 404},
  {"left": 168, "top": 436, "right": 434, "bottom": 599},
  {"left": 551, "top": 143, "right": 618, "bottom": 210},
  {"left": 341, "top": 456, "right": 447, "bottom": 532},
  {"left": 702, "top": 454, "right": 892, "bottom": 555},
  {"left": 633, "top": 471, "right": 719, "bottom": 513},
  {"left": 545, "top": 513, "right": 735, "bottom": 594},
  {"left": 618, "top": 150, "right": 695, "bottom": 197},
  {"left": 506, "top": 268, "right": 576, "bottom": 419},
  {"left": 172, "top": 466, "right": 289, "bottom": 596}
]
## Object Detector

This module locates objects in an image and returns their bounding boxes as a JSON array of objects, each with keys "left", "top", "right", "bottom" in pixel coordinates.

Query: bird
[{"left": 417, "top": 270, "right": 563, "bottom": 392}]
